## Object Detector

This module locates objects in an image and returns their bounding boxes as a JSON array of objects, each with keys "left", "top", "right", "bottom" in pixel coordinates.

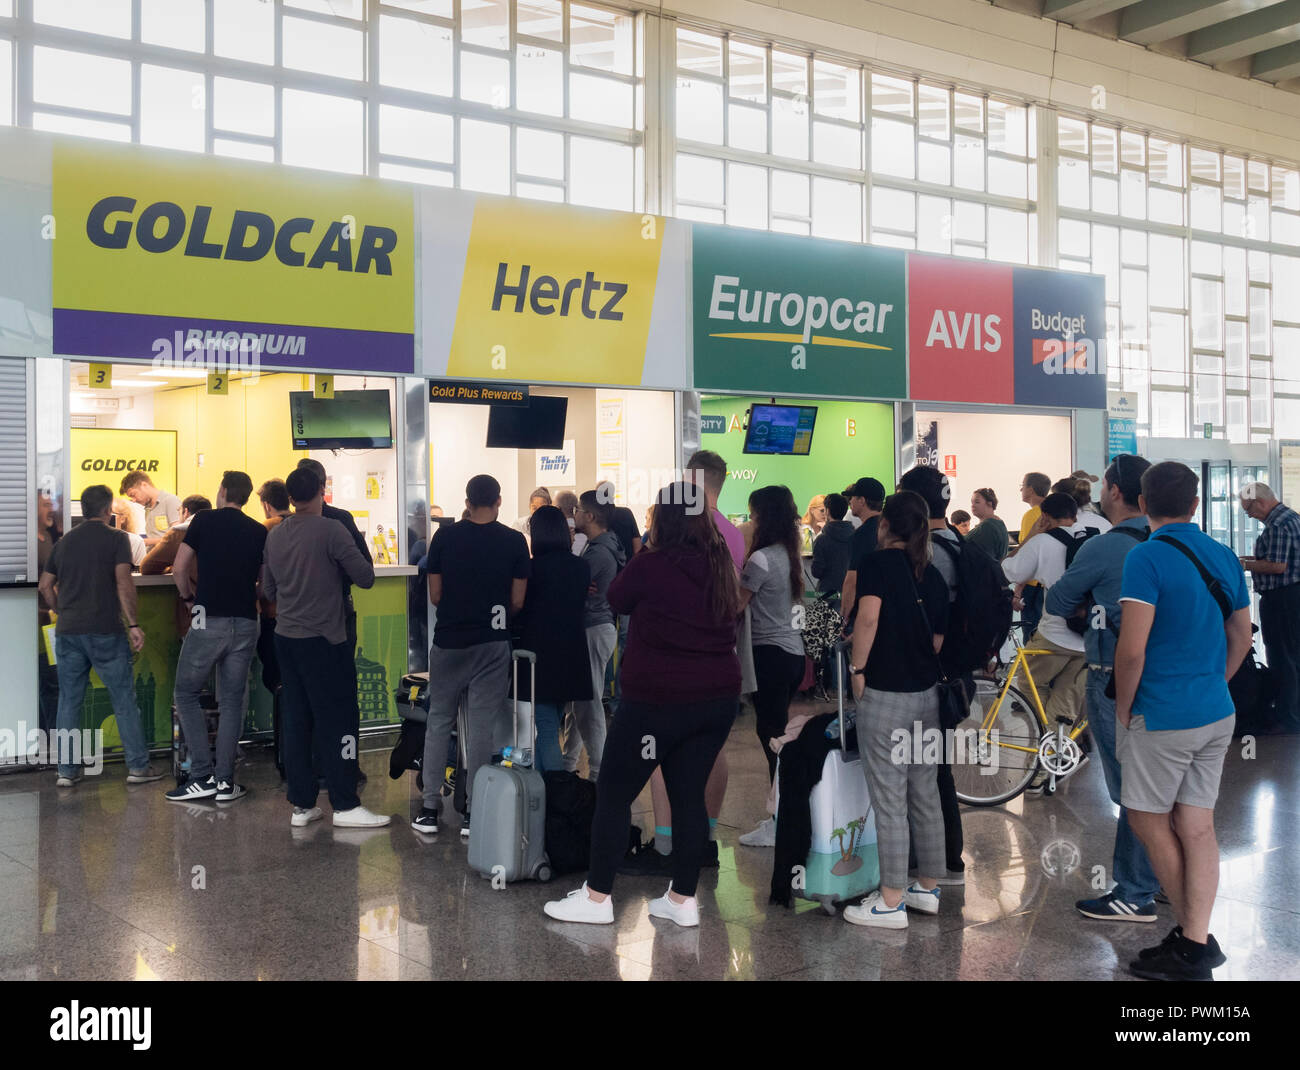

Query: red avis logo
[{"left": 923, "top": 310, "right": 1003, "bottom": 353}]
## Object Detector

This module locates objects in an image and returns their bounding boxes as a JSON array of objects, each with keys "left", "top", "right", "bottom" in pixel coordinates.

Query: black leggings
[
  {"left": 752, "top": 644, "right": 807, "bottom": 782},
  {"left": 587, "top": 696, "right": 738, "bottom": 897}
]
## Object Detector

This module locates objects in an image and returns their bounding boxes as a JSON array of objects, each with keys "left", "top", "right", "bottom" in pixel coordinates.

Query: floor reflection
[{"left": 0, "top": 719, "right": 1295, "bottom": 981}]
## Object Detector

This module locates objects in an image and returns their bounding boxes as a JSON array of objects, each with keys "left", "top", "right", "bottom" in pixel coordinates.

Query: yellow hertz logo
[{"left": 707, "top": 275, "right": 895, "bottom": 350}]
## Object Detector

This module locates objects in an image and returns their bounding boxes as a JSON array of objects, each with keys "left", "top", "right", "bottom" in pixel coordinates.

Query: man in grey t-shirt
[
  {"left": 120, "top": 469, "right": 181, "bottom": 548},
  {"left": 264, "top": 468, "right": 385, "bottom": 830}
]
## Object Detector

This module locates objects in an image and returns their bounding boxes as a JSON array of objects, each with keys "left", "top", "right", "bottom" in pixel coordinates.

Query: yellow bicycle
[{"left": 952, "top": 636, "right": 1090, "bottom": 806}]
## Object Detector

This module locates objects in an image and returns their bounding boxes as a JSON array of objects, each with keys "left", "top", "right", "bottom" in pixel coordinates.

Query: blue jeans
[
  {"left": 173, "top": 616, "right": 259, "bottom": 782},
  {"left": 55, "top": 632, "right": 151, "bottom": 777},
  {"left": 533, "top": 701, "right": 564, "bottom": 773},
  {"left": 1086, "top": 668, "right": 1159, "bottom": 905}
]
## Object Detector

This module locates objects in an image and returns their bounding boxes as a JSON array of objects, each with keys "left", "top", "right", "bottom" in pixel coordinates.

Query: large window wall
[
  {"left": 0, "top": 0, "right": 643, "bottom": 210},
  {"left": 1056, "top": 117, "right": 1300, "bottom": 443},
  {"left": 672, "top": 25, "right": 1037, "bottom": 264},
  {"left": 3, "top": 1, "right": 1300, "bottom": 443}
]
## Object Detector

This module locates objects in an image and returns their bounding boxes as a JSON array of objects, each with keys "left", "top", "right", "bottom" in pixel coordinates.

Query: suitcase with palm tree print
[{"left": 799, "top": 643, "right": 879, "bottom": 913}]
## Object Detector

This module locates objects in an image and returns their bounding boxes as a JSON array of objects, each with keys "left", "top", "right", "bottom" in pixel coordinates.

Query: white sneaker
[
  {"left": 903, "top": 882, "right": 941, "bottom": 915},
  {"left": 648, "top": 884, "right": 700, "bottom": 928},
  {"left": 843, "top": 890, "right": 909, "bottom": 929},
  {"left": 739, "top": 817, "right": 777, "bottom": 847},
  {"left": 291, "top": 806, "right": 323, "bottom": 827},
  {"left": 543, "top": 883, "right": 614, "bottom": 925},
  {"left": 935, "top": 869, "right": 966, "bottom": 887},
  {"left": 332, "top": 805, "right": 391, "bottom": 828}
]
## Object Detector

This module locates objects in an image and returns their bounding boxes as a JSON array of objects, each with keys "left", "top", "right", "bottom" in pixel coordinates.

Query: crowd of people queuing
[{"left": 34, "top": 440, "right": 1300, "bottom": 982}]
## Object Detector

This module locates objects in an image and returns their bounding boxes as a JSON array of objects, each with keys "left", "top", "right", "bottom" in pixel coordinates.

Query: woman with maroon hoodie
[{"left": 544, "top": 481, "right": 741, "bottom": 929}]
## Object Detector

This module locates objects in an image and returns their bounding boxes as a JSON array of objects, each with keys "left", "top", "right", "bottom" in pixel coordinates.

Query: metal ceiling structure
[{"left": 998, "top": 0, "right": 1300, "bottom": 90}]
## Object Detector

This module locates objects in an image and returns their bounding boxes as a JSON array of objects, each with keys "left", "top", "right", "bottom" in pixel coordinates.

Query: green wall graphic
[{"left": 700, "top": 396, "right": 896, "bottom": 520}]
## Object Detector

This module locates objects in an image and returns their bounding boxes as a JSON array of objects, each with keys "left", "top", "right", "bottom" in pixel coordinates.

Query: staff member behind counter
[{"left": 120, "top": 470, "right": 182, "bottom": 548}]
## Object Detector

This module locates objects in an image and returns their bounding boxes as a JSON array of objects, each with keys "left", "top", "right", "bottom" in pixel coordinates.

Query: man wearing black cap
[{"left": 839, "top": 476, "right": 886, "bottom": 627}]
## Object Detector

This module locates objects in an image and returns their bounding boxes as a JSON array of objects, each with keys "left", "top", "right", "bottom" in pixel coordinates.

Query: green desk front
[{"left": 78, "top": 572, "right": 413, "bottom": 751}]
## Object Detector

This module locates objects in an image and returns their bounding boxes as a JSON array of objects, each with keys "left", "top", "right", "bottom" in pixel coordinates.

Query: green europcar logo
[{"left": 691, "top": 224, "right": 907, "bottom": 398}]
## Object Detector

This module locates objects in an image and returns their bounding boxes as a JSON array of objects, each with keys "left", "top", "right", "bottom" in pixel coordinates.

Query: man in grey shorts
[{"left": 1113, "top": 461, "right": 1252, "bottom": 981}]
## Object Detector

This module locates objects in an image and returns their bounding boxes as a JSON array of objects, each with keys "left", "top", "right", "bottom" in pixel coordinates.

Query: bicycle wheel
[{"left": 952, "top": 676, "right": 1042, "bottom": 806}]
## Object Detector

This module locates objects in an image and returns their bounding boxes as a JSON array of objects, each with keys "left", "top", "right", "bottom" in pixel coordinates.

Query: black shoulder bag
[
  {"left": 903, "top": 564, "right": 969, "bottom": 731},
  {"left": 1103, "top": 533, "right": 1231, "bottom": 700}
]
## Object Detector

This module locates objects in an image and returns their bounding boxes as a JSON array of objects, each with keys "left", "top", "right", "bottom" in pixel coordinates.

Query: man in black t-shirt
[
  {"left": 840, "top": 477, "right": 886, "bottom": 628},
  {"left": 165, "top": 470, "right": 268, "bottom": 802},
  {"left": 413, "top": 474, "right": 531, "bottom": 836}
]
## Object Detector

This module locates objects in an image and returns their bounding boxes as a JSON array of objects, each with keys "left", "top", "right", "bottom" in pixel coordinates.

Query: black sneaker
[
  {"left": 411, "top": 808, "right": 439, "bottom": 835},
  {"left": 165, "top": 776, "right": 218, "bottom": 802},
  {"left": 1137, "top": 927, "right": 1226, "bottom": 968},
  {"left": 214, "top": 780, "right": 246, "bottom": 802},
  {"left": 1128, "top": 937, "right": 1217, "bottom": 981},
  {"left": 618, "top": 838, "right": 673, "bottom": 877}
]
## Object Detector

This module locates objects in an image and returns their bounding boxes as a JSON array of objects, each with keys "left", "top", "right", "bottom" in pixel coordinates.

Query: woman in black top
[
  {"left": 512, "top": 506, "right": 591, "bottom": 772},
  {"left": 843, "top": 491, "right": 949, "bottom": 930}
]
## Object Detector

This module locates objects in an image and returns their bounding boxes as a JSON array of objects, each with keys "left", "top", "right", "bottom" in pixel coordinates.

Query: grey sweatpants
[
  {"left": 857, "top": 684, "right": 945, "bottom": 890},
  {"left": 421, "top": 640, "right": 511, "bottom": 812},
  {"left": 562, "top": 622, "right": 617, "bottom": 780}
]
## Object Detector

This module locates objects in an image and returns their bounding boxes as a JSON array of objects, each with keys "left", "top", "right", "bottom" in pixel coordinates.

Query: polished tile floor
[{"left": 1, "top": 708, "right": 1296, "bottom": 981}]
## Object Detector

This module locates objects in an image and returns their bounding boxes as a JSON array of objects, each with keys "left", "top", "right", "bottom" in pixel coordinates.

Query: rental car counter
[{"left": 75, "top": 568, "right": 416, "bottom": 754}]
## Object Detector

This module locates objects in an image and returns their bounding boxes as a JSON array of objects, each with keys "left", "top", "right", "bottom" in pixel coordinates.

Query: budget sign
[
  {"left": 1012, "top": 266, "right": 1107, "bottom": 409},
  {"left": 692, "top": 225, "right": 907, "bottom": 399}
]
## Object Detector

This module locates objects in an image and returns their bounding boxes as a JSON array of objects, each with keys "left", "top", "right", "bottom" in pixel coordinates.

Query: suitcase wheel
[{"left": 535, "top": 863, "right": 553, "bottom": 883}]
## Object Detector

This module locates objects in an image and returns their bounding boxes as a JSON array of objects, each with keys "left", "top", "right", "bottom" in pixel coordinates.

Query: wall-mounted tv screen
[
  {"left": 486, "top": 395, "right": 568, "bottom": 449},
  {"left": 742, "top": 403, "right": 818, "bottom": 455},
  {"left": 289, "top": 390, "right": 393, "bottom": 449}
]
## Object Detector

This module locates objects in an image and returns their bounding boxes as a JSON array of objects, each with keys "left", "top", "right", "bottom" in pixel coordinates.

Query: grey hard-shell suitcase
[{"left": 467, "top": 650, "right": 553, "bottom": 883}]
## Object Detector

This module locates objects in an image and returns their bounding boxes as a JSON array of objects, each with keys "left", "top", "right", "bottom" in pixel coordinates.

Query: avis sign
[
  {"left": 907, "top": 257, "right": 1107, "bottom": 409},
  {"left": 692, "top": 225, "right": 907, "bottom": 398}
]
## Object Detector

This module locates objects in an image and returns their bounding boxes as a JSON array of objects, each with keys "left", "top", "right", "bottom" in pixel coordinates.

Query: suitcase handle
[
  {"left": 835, "top": 639, "right": 851, "bottom": 748},
  {"left": 512, "top": 648, "right": 538, "bottom": 755}
]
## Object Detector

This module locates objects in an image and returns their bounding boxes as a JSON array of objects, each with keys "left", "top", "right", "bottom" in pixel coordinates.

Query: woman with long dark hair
[
  {"left": 544, "top": 481, "right": 741, "bottom": 928},
  {"left": 511, "top": 505, "right": 591, "bottom": 773},
  {"left": 843, "top": 490, "right": 948, "bottom": 929},
  {"left": 738, "top": 486, "right": 807, "bottom": 812}
]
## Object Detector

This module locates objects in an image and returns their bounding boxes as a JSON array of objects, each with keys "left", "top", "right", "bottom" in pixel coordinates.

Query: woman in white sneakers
[
  {"left": 543, "top": 482, "right": 741, "bottom": 928},
  {"left": 843, "top": 490, "right": 948, "bottom": 929}
]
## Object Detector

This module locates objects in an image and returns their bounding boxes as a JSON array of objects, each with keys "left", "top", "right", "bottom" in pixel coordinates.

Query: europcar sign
[
  {"left": 692, "top": 225, "right": 907, "bottom": 398},
  {"left": 52, "top": 142, "right": 415, "bottom": 373}
]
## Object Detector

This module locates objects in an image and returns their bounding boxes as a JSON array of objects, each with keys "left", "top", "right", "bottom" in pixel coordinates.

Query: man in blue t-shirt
[{"left": 1114, "top": 461, "right": 1252, "bottom": 981}]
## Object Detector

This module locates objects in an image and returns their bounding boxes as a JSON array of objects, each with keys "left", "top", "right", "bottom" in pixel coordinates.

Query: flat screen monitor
[
  {"left": 289, "top": 390, "right": 393, "bottom": 449},
  {"left": 742, "top": 403, "right": 818, "bottom": 456},
  {"left": 485, "top": 395, "right": 568, "bottom": 449}
]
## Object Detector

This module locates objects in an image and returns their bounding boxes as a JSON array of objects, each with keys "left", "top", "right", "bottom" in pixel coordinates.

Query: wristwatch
[{"left": 849, "top": 663, "right": 866, "bottom": 676}]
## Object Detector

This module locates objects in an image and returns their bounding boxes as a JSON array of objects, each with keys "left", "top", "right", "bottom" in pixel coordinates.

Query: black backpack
[
  {"left": 1046, "top": 524, "right": 1149, "bottom": 635},
  {"left": 932, "top": 531, "right": 1013, "bottom": 674},
  {"left": 1046, "top": 525, "right": 1102, "bottom": 568}
]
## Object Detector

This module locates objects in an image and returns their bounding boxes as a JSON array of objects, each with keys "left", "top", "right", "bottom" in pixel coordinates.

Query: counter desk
[{"left": 75, "top": 567, "right": 417, "bottom": 755}]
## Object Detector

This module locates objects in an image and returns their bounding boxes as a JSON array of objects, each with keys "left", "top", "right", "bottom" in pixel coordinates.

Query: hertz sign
[{"left": 52, "top": 142, "right": 414, "bottom": 374}]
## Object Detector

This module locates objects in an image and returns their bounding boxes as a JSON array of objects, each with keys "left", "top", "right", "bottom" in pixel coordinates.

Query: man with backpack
[
  {"left": 897, "top": 466, "right": 1013, "bottom": 884},
  {"left": 1047, "top": 455, "right": 1161, "bottom": 924},
  {"left": 1002, "top": 492, "right": 1093, "bottom": 747}
]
